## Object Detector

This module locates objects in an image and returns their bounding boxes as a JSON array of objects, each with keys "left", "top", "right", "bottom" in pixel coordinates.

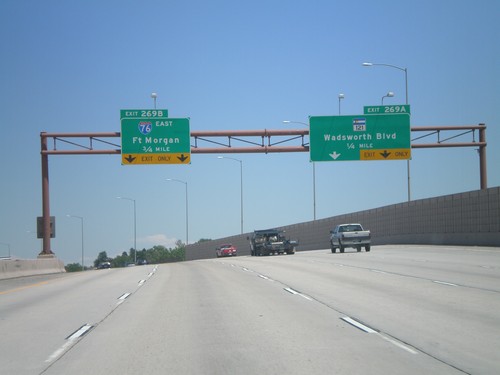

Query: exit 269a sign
[
  {"left": 309, "top": 114, "right": 411, "bottom": 162},
  {"left": 120, "top": 110, "right": 191, "bottom": 165}
]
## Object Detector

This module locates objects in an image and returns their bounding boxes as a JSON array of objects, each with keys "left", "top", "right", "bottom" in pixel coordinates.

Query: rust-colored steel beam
[
  {"left": 412, "top": 142, "right": 486, "bottom": 148},
  {"left": 479, "top": 123, "right": 487, "bottom": 189},
  {"left": 191, "top": 129, "right": 308, "bottom": 137},
  {"left": 191, "top": 146, "right": 309, "bottom": 154},
  {"left": 40, "top": 134, "right": 53, "bottom": 256}
]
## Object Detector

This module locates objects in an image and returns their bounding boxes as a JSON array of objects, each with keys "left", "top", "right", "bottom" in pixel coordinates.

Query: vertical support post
[
  {"left": 479, "top": 123, "right": 487, "bottom": 190},
  {"left": 40, "top": 133, "right": 54, "bottom": 256}
]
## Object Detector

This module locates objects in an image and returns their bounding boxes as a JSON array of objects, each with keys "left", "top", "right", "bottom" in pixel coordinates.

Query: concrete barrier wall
[
  {"left": 186, "top": 187, "right": 500, "bottom": 261},
  {"left": 0, "top": 258, "right": 66, "bottom": 280}
]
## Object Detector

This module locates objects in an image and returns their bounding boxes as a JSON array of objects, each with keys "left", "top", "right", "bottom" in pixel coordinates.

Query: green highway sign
[
  {"left": 363, "top": 104, "right": 410, "bottom": 115},
  {"left": 309, "top": 114, "right": 411, "bottom": 162},
  {"left": 120, "top": 110, "right": 191, "bottom": 165}
]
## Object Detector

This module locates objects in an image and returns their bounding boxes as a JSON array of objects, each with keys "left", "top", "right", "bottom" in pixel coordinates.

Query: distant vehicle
[
  {"left": 97, "top": 261, "right": 111, "bottom": 269},
  {"left": 216, "top": 244, "right": 237, "bottom": 258},
  {"left": 137, "top": 259, "right": 148, "bottom": 265},
  {"left": 248, "top": 229, "right": 298, "bottom": 256},
  {"left": 330, "top": 223, "right": 371, "bottom": 253}
]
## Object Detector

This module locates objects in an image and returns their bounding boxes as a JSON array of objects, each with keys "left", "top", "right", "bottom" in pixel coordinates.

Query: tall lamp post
[
  {"left": 338, "top": 93, "right": 344, "bottom": 115},
  {"left": 66, "top": 215, "right": 84, "bottom": 271},
  {"left": 283, "top": 120, "right": 316, "bottom": 220},
  {"left": 166, "top": 179, "right": 189, "bottom": 245},
  {"left": 217, "top": 156, "right": 244, "bottom": 234},
  {"left": 363, "top": 62, "right": 410, "bottom": 201},
  {"left": 151, "top": 92, "right": 157, "bottom": 109},
  {"left": 116, "top": 197, "right": 137, "bottom": 264}
]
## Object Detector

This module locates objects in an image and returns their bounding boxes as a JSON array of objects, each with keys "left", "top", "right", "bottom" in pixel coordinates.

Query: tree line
[{"left": 65, "top": 239, "right": 195, "bottom": 272}]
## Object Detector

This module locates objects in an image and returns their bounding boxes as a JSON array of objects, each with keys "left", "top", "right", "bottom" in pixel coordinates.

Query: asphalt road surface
[{"left": 1, "top": 245, "right": 499, "bottom": 374}]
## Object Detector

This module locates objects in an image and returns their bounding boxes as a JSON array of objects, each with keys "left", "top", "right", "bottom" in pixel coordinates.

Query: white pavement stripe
[
  {"left": 46, "top": 324, "right": 93, "bottom": 363},
  {"left": 433, "top": 280, "right": 458, "bottom": 287},
  {"left": 341, "top": 316, "right": 376, "bottom": 333},
  {"left": 118, "top": 292, "right": 131, "bottom": 300},
  {"left": 378, "top": 333, "right": 418, "bottom": 354}
]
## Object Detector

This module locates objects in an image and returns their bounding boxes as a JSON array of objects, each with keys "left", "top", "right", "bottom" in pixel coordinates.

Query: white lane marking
[
  {"left": 341, "top": 316, "right": 376, "bottom": 333},
  {"left": 148, "top": 265, "right": 158, "bottom": 277},
  {"left": 284, "top": 287, "right": 299, "bottom": 295},
  {"left": 117, "top": 292, "right": 131, "bottom": 305},
  {"left": 118, "top": 292, "right": 131, "bottom": 300},
  {"left": 46, "top": 341, "right": 73, "bottom": 363},
  {"left": 299, "top": 293, "right": 312, "bottom": 301},
  {"left": 341, "top": 317, "right": 418, "bottom": 354},
  {"left": 46, "top": 324, "right": 93, "bottom": 363},
  {"left": 433, "top": 280, "right": 458, "bottom": 287},
  {"left": 283, "top": 287, "right": 312, "bottom": 301},
  {"left": 242, "top": 267, "right": 253, "bottom": 273},
  {"left": 258, "top": 274, "right": 273, "bottom": 281},
  {"left": 378, "top": 333, "right": 418, "bottom": 354},
  {"left": 138, "top": 279, "right": 146, "bottom": 287},
  {"left": 67, "top": 324, "right": 93, "bottom": 340}
]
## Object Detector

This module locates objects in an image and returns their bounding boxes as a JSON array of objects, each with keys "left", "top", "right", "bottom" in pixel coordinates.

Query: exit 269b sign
[
  {"left": 120, "top": 110, "right": 191, "bottom": 165},
  {"left": 309, "top": 114, "right": 410, "bottom": 162}
]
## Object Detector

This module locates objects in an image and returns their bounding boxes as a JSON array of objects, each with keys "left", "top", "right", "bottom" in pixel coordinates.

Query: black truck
[{"left": 248, "top": 229, "right": 298, "bottom": 256}]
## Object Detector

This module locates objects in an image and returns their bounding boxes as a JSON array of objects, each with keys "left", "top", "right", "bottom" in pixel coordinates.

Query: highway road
[{"left": 1, "top": 245, "right": 499, "bottom": 374}]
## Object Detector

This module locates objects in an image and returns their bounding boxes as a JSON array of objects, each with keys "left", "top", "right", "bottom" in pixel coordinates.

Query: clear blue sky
[{"left": 1, "top": 0, "right": 498, "bottom": 265}]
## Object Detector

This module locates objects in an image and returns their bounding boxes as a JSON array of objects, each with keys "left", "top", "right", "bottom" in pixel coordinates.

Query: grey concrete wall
[
  {"left": 0, "top": 258, "right": 66, "bottom": 280},
  {"left": 186, "top": 187, "right": 500, "bottom": 261}
]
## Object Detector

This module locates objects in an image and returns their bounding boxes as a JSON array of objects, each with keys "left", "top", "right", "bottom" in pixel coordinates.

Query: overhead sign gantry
[{"left": 38, "top": 122, "right": 487, "bottom": 257}]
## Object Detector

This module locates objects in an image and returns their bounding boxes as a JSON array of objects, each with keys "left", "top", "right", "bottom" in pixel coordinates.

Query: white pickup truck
[{"left": 330, "top": 223, "right": 371, "bottom": 253}]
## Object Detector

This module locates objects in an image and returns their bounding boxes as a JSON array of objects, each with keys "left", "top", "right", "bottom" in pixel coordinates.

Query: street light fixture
[
  {"left": 151, "top": 92, "right": 157, "bottom": 109},
  {"left": 116, "top": 197, "right": 137, "bottom": 264},
  {"left": 382, "top": 91, "right": 395, "bottom": 104},
  {"left": 217, "top": 156, "right": 244, "bottom": 234},
  {"left": 166, "top": 179, "right": 189, "bottom": 245},
  {"left": 363, "top": 61, "right": 410, "bottom": 201},
  {"left": 283, "top": 120, "right": 316, "bottom": 220},
  {"left": 338, "top": 93, "right": 344, "bottom": 115},
  {"left": 362, "top": 62, "right": 408, "bottom": 104},
  {"left": 66, "top": 215, "right": 84, "bottom": 271}
]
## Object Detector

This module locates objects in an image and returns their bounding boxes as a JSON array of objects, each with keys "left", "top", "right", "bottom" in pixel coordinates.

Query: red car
[{"left": 216, "top": 244, "right": 237, "bottom": 257}]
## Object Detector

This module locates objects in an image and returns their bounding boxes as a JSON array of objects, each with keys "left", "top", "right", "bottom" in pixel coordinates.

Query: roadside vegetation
[{"left": 64, "top": 239, "right": 198, "bottom": 272}]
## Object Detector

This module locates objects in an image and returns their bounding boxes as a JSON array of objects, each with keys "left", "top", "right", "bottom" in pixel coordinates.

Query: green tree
[
  {"left": 65, "top": 263, "right": 83, "bottom": 272},
  {"left": 112, "top": 251, "right": 132, "bottom": 267},
  {"left": 94, "top": 251, "right": 109, "bottom": 268},
  {"left": 196, "top": 238, "right": 212, "bottom": 243}
]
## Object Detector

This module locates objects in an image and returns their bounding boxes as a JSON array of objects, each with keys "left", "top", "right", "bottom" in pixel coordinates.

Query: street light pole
[
  {"left": 283, "top": 120, "right": 316, "bottom": 220},
  {"left": 66, "top": 215, "right": 84, "bottom": 271},
  {"left": 166, "top": 179, "right": 189, "bottom": 245},
  {"left": 217, "top": 156, "right": 244, "bottom": 234},
  {"left": 151, "top": 92, "right": 157, "bottom": 109},
  {"left": 116, "top": 197, "right": 137, "bottom": 264},
  {"left": 363, "top": 62, "right": 410, "bottom": 201},
  {"left": 338, "top": 93, "right": 344, "bottom": 115}
]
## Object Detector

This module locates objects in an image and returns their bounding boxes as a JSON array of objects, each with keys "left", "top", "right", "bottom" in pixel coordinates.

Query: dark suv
[{"left": 248, "top": 229, "right": 298, "bottom": 256}]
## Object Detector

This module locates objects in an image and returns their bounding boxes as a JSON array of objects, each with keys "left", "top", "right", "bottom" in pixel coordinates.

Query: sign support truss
[{"left": 39, "top": 124, "right": 487, "bottom": 256}]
